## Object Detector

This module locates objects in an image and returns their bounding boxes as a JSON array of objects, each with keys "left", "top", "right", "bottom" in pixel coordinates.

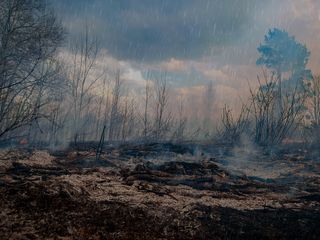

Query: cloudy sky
[{"left": 53, "top": 0, "right": 320, "bottom": 109}]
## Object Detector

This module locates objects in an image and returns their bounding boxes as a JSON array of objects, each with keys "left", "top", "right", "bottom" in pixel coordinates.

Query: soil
[{"left": 0, "top": 143, "right": 319, "bottom": 239}]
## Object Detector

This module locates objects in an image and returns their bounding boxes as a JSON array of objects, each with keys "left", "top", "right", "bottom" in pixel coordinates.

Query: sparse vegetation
[
  {"left": 0, "top": 0, "right": 63, "bottom": 140},
  {"left": 217, "top": 104, "right": 250, "bottom": 144},
  {"left": 0, "top": 14, "right": 316, "bottom": 147},
  {"left": 250, "top": 71, "right": 307, "bottom": 146},
  {"left": 0, "top": 1, "right": 320, "bottom": 239}
]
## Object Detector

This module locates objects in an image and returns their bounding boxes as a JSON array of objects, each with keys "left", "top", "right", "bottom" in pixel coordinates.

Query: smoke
[
  {"left": 220, "top": 134, "right": 264, "bottom": 177},
  {"left": 215, "top": 134, "right": 302, "bottom": 184}
]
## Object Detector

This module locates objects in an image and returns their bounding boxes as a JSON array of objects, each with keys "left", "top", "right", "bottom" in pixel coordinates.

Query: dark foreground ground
[{"left": 0, "top": 142, "right": 319, "bottom": 239}]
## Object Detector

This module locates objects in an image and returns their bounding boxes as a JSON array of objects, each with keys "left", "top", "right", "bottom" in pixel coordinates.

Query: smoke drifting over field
[
  {"left": 0, "top": 0, "right": 319, "bottom": 145},
  {"left": 1, "top": 1, "right": 320, "bottom": 239}
]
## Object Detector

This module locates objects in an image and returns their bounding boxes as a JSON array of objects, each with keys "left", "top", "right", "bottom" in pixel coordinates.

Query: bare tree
[
  {"left": 95, "top": 76, "right": 110, "bottom": 140},
  {"left": 250, "top": 71, "right": 306, "bottom": 145},
  {"left": 68, "top": 26, "right": 102, "bottom": 144},
  {"left": 102, "top": 93, "right": 111, "bottom": 137},
  {"left": 0, "top": 0, "right": 63, "bottom": 139},
  {"left": 304, "top": 75, "right": 320, "bottom": 143},
  {"left": 108, "top": 70, "right": 123, "bottom": 141},
  {"left": 217, "top": 104, "right": 250, "bottom": 144},
  {"left": 202, "top": 80, "right": 215, "bottom": 137},
  {"left": 306, "top": 75, "right": 320, "bottom": 126},
  {"left": 127, "top": 98, "right": 137, "bottom": 140},
  {"left": 143, "top": 72, "right": 152, "bottom": 140},
  {"left": 153, "top": 73, "right": 172, "bottom": 140},
  {"left": 172, "top": 96, "right": 187, "bottom": 142},
  {"left": 26, "top": 60, "right": 65, "bottom": 145},
  {"left": 120, "top": 95, "right": 137, "bottom": 142},
  {"left": 48, "top": 92, "right": 68, "bottom": 147}
]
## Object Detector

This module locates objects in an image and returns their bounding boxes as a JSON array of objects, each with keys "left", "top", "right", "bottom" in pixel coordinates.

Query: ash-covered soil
[{"left": 0, "top": 143, "right": 319, "bottom": 239}]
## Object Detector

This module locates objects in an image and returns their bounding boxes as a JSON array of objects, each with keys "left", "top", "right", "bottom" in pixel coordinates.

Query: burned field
[{"left": 0, "top": 143, "right": 319, "bottom": 240}]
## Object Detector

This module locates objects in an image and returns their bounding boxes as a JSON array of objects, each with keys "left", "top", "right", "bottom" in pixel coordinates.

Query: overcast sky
[{"left": 53, "top": 0, "right": 320, "bottom": 107}]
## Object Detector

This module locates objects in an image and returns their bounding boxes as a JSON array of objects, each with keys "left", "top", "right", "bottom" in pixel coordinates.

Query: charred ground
[{"left": 0, "top": 142, "right": 319, "bottom": 239}]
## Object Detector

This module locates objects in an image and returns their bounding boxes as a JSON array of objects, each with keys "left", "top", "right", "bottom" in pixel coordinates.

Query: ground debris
[{"left": 0, "top": 143, "right": 319, "bottom": 239}]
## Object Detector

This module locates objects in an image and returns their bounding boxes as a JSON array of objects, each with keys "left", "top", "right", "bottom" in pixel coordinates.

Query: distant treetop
[{"left": 257, "top": 28, "right": 311, "bottom": 85}]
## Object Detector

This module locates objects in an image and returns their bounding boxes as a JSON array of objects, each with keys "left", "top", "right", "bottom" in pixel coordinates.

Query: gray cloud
[
  {"left": 52, "top": 0, "right": 320, "bottom": 117},
  {"left": 54, "top": 0, "right": 266, "bottom": 62}
]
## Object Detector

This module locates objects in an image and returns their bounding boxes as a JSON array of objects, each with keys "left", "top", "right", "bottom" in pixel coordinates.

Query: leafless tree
[
  {"left": 250, "top": 71, "right": 306, "bottom": 145},
  {"left": 48, "top": 93, "right": 68, "bottom": 146},
  {"left": 127, "top": 98, "right": 137, "bottom": 140},
  {"left": 143, "top": 72, "right": 152, "bottom": 140},
  {"left": 306, "top": 75, "right": 320, "bottom": 125},
  {"left": 0, "top": 0, "right": 63, "bottom": 139},
  {"left": 153, "top": 73, "right": 172, "bottom": 140},
  {"left": 217, "top": 104, "right": 250, "bottom": 144},
  {"left": 26, "top": 60, "right": 66, "bottom": 145},
  {"left": 68, "top": 26, "right": 102, "bottom": 144},
  {"left": 202, "top": 80, "right": 215, "bottom": 137},
  {"left": 121, "top": 96, "right": 129, "bottom": 141},
  {"left": 304, "top": 75, "right": 320, "bottom": 143},
  {"left": 120, "top": 95, "right": 137, "bottom": 141},
  {"left": 108, "top": 70, "right": 123, "bottom": 141},
  {"left": 95, "top": 76, "right": 110, "bottom": 140},
  {"left": 172, "top": 96, "right": 187, "bottom": 142}
]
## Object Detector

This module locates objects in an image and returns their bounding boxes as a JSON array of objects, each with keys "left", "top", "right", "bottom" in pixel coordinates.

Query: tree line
[{"left": 1, "top": 0, "right": 320, "bottom": 148}]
